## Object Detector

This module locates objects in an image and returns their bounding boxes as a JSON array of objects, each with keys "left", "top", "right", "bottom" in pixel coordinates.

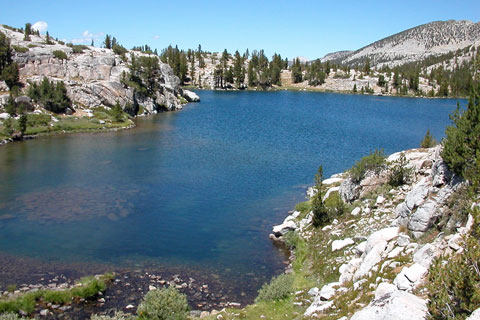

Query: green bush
[
  {"left": 91, "top": 311, "right": 137, "bottom": 320},
  {"left": 349, "top": 149, "right": 387, "bottom": 183},
  {"left": 255, "top": 273, "right": 294, "bottom": 303},
  {"left": 420, "top": 129, "right": 437, "bottom": 148},
  {"left": 294, "top": 201, "right": 311, "bottom": 214},
  {"left": 113, "top": 44, "right": 128, "bottom": 56},
  {"left": 0, "top": 313, "right": 28, "bottom": 320},
  {"left": 43, "top": 290, "right": 72, "bottom": 304},
  {"left": 388, "top": 152, "right": 414, "bottom": 187},
  {"left": 70, "top": 45, "right": 88, "bottom": 54},
  {"left": 442, "top": 83, "right": 480, "bottom": 190},
  {"left": 11, "top": 45, "right": 28, "bottom": 53},
  {"left": 137, "top": 287, "right": 188, "bottom": 320},
  {"left": 52, "top": 50, "right": 68, "bottom": 60},
  {"left": 428, "top": 208, "right": 480, "bottom": 319},
  {"left": 71, "top": 276, "right": 108, "bottom": 299}
]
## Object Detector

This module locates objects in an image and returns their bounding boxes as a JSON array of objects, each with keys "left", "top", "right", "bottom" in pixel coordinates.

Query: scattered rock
[
  {"left": 332, "top": 238, "right": 354, "bottom": 251},
  {"left": 375, "top": 282, "right": 398, "bottom": 300},
  {"left": 351, "top": 207, "right": 361, "bottom": 216}
]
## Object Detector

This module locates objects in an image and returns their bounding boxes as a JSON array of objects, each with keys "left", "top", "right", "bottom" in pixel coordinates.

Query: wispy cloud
[
  {"left": 71, "top": 30, "right": 105, "bottom": 45},
  {"left": 32, "top": 21, "right": 48, "bottom": 33},
  {"left": 153, "top": 35, "right": 161, "bottom": 40}
]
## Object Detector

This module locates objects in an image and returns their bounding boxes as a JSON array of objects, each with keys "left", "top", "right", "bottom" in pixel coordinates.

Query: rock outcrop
[
  {"left": 271, "top": 146, "right": 470, "bottom": 319},
  {"left": 0, "top": 26, "right": 199, "bottom": 114}
]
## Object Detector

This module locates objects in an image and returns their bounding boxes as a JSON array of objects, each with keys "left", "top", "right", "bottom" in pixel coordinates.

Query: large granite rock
[
  {"left": 350, "top": 290, "right": 428, "bottom": 320},
  {"left": 339, "top": 178, "right": 360, "bottom": 203}
]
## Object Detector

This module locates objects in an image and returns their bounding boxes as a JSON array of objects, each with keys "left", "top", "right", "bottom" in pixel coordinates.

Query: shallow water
[{"left": 0, "top": 90, "right": 462, "bottom": 298}]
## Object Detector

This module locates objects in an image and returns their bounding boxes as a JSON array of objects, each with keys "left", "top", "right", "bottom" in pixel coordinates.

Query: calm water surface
[{"left": 0, "top": 91, "right": 462, "bottom": 294}]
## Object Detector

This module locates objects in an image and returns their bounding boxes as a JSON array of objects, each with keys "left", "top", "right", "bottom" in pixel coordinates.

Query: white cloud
[
  {"left": 32, "top": 21, "right": 48, "bottom": 33},
  {"left": 71, "top": 30, "right": 105, "bottom": 45},
  {"left": 153, "top": 35, "right": 161, "bottom": 40}
]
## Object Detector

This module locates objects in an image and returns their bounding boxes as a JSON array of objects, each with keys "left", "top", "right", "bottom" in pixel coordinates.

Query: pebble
[{"left": 125, "top": 304, "right": 135, "bottom": 309}]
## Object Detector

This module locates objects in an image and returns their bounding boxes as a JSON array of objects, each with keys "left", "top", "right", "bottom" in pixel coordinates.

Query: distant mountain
[
  {"left": 319, "top": 50, "right": 352, "bottom": 63},
  {"left": 321, "top": 20, "right": 480, "bottom": 68}
]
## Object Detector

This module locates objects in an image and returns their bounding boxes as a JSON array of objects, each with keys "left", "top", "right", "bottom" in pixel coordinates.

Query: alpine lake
[{"left": 0, "top": 90, "right": 463, "bottom": 306}]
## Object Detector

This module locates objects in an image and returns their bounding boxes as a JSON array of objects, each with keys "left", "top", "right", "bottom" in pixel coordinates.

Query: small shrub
[
  {"left": 388, "top": 152, "right": 414, "bottom": 187},
  {"left": 27, "top": 44, "right": 37, "bottom": 48},
  {"left": 43, "top": 290, "right": 72, "bottom": 304},
  {"left": 420, "top": 129, "right": 437, "bottom": 148},
  {"left": 71, "top": 45, "right": 88, "bottom": 54},
  {"left": 137, "top": 287, "right": 188, "bottom": 320},
  {"left": 255, "top": 273, "right": 294, "bottom": 303},
  {"left": 294, "top": 201, "right": 311, "bottom": 214},
  {"left": 0, "top": 313, "right": 28, "bottom": 320},
  {"left": 427, "top": 208, "right": 480, "bottom": 319},
  {"left": 349, "top": 149, "right": 387, "bottom": 183},
  {"left": 91, "top": 311, "right": 137, "bottom": 320},
  {"left": 71, "top": 276, "right": 107, "bottom": 299},
  {"left": 12, "top": 45, "right": 28, "bottom": 53},
  {"left": 113, "top": 44, "right": 128, "bottom": 56},
  {"left": 52, "top": 50, "right": 68, "bottom": 60},
  {"left": 6, "top": 285, "right": 16, "bottom": 293},
  {"left": 283, "top": 231, "right": 300, "bottom": 249}
]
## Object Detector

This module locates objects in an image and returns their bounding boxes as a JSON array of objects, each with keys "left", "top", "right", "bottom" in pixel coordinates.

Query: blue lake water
[{"left": 0, "top": 90, "right": 462, "bottom": 295}]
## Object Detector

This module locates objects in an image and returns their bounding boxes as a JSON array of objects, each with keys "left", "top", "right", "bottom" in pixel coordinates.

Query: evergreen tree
[
  {"left": 2, "top": 62, "right": 19, "bottom": 90},
  {"left": 4, "top": 95, "right": 16, "bottom": 116},
  {"left": 2, "top": 117, "right": 13, "bottom": 137},
  {"left": 17, "top": 113, "right": 27, "bottom": 136},
  {"left": 24, "top": 23, "right": 32, "bottom": 41},
  {"left": 91, "top": 39, "right": 94, "bottom": 47},
  {"left": 0, "top": 32, "right": 12, "bottom": 75},
  {"left": 420, "top": 129, "right": 437, "bottom": 148},
  {"left": 104, "top": 35, "right": 112, "bottom": 49},
  {"left": 111, "top": 101, "right": 124, "bottom": 122},
  {"left": 291, "top": 58, "right": 303, "bottom": 83},
  {"left": 363, "top": 58, "right": 371, "bottom": 74},
  {"left": 312, "top": 166, "right": 329, "bottom": 227},
  {"left": 442, "top": 82, "right": 480, "bottom": 190}
]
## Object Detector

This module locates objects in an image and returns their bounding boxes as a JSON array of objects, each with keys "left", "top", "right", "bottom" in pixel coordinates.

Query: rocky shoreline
[
  {"left": 268, "top": 146, "right": 479, "bottom": 319},
  {"left": 0, "top": 253, "right": 254, "bottom": 319}
]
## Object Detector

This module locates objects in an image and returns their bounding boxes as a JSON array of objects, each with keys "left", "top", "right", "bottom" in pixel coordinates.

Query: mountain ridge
[{"left": 321, "top": 19, "right": 480, "bottom": 68}]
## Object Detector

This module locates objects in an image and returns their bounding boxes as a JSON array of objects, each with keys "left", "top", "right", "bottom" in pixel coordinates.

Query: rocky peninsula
[{"left": 0, "top": 25, "right": 200, "bottom": 145}]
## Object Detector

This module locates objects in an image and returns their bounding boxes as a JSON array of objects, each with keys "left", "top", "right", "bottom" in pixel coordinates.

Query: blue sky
[{"left": 0, "top": 0, "right": 479, "bottom": 60}]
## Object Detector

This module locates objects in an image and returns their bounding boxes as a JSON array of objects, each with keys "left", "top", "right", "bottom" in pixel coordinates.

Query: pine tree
[
  {"left": 312, "top": 166, "right": 329, "bottom": 227},
  {"left": 104, "top": 35, "right": 111, "bottom": 49},
  {"left": 17, "top": 113, "right": 27, "bottom": 136},
  {"left": 2, "top": 62, "right": 19, "bottom": 90},
  {"left": 0, "top": 32, "right": 12, "bottom": 75},
  {"left": 111, "top": 101, "right": 124, "bottom": 122},
  {"left": 420, "top": 129, "right": 437, "bottom": 148},
  {"left": 442, "top": 82, "right": 480, "bottom": 189},
  {"left": 24, "top": 23, "right": 32, "bottom": 41}
]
